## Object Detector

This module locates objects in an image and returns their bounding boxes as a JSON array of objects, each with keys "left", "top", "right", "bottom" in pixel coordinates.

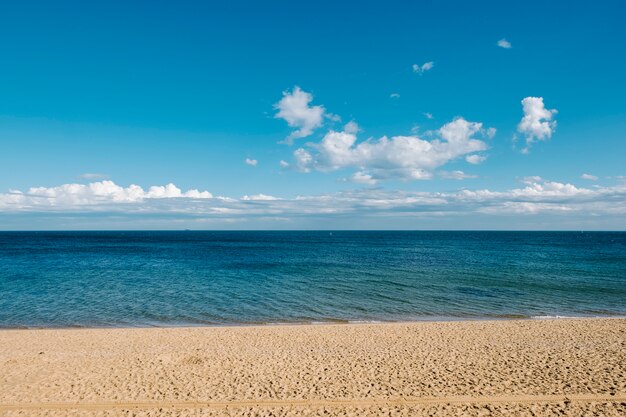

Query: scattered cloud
[
  {"left": 412, "top": 61, "right": 434, "bottom": 74},
  {"left": 390, "top": 93, "right": 400, "bottom": 99},
  {"left": 350, "top": 172, "right": 377, "bottom": 185},
  {"left": 497, "top": 38, "right": 512, "bottom": 49},
  {"left": 79, "top": 173, "right": 108, "bottom": 180},
  {"left": 517, "top": 97, "right": 558, "bottom": 152},
  {"left": 466, "top": 154, "right": 487, "bottom": 164},
  {"left": 439, "top": 170, "right": 477, "bottom": 180},
  {"left": 292, "top": 117, "right": 493, "bottom": 182},
  {"left": 423, "top": 112, "right": 433, "bottom": 119},
  {"left": 343, "top": 121, "right": 360, "bottom": 134},
  {"left": 522, "top": 175, "right": 543, "bottom": 184},
  {"left": 294, "top": 148, "right": 314, "bottom": 173},
  {"left": 273, "top": 87, "right": 497, "bottom": 182},
  {"left": 274, "top": 86, "right": 325, "bottom": 144},
  {"left": 241, "top": 194, "right": 279, "bottom": 201},
  {"left": 245, "top": 158, "right": 258, "bottom": 167},
  {"left": 326, "top": 113, "right": 341, "bottom": 122},
  {"left": 581, "top": 173, "right": 598, "bottom": 181}
]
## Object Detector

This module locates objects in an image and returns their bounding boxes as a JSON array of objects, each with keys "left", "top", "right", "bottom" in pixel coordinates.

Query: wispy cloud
[
  {"left": 497, "top": 38, "right": 512, "bottom": 49},
  {"left": 343, "top": 121, "right": 360, "bottom": 134},
  {"left": 466, "top": 154, "right": 487, "bottom": 164},
  {"left": 412, "top": 61, "right": 434, "bottom": 74},
  {"left": 439, "top": 170, "right": 477, "bottom": 180},
  {"left": 78, "top": 173, "right": 108, "bottom": 180},
  {"left": 390, "top": 93, "right": 400, "bottom": 99},
  {"left": 245, "top": 158, "right": 258, "bottom": 166},
  {"left": 581, "top": 173, "right": 598, "bottom": 181}
]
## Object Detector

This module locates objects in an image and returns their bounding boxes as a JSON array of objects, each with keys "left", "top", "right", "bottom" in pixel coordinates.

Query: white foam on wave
[{"left": 348, "top": 320, "right": 383, "bottom": 324}]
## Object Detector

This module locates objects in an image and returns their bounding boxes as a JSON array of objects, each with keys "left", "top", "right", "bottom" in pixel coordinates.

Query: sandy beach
[{"left": 0, "top": 318, "right": 624, "bottom": 416}]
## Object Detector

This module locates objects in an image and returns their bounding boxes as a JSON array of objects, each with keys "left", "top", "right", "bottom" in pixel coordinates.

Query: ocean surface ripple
[{"left": 1, "top": 231, "right": 625, "bottom": 328}]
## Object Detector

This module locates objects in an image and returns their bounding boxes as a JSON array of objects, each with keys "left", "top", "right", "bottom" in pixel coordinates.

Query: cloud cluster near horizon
[
  {"left": 2, "top": 179, "right": 624, "bottom": 226},
  {"left": 1, "top": 181, "right": 213, "bottom": 208}
]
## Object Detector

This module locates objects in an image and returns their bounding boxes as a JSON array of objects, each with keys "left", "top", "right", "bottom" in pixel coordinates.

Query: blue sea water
[{"left": 0, "top": 231, "right": 625, "bottom": 328}]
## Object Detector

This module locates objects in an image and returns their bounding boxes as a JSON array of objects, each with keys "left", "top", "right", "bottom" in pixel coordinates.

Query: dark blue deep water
[{"left": 0, "top": 231, "right": 625, "bottom": 328}]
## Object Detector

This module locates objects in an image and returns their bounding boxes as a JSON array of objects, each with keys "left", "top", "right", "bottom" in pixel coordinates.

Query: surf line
[{"left": 1, "top": 393, "right": 625, "bottom": 410}]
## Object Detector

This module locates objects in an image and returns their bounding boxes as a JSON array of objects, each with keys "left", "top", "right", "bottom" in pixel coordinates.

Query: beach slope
[{"left": 1, "top": 319, "right": 625, "bottom": 416}]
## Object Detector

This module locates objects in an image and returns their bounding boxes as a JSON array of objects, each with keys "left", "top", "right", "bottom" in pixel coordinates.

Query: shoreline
[
  {"left": 1, "top": 318, "right": 624, "bottom": 416},
  {"left": 2, "top": 314, "right": 626, "bottom": 331}
]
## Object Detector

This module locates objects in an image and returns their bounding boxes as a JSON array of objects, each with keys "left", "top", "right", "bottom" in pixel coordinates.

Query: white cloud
[
  {"left": 423, "top": 112, "right": 433, "bottom": 119},
  {"left": 343, "top": 121, "right": 360, "bottom": 134},
  {"left": 245, "top": 158, "right": 258, "bottom": 167},
  {"left": 412, "top": 61, "right": 434, "bottom": 74},
  {"left": 390, "top": 93, "right": 400, "bottom": 99},
  {"left": 517, "top": 97, "right": 557, "bottom": 152},
  {"left": 293, "top": 148, "right": 313, "bottom": 173},
  {"left": 147, "top": 183, "right": 194, "bottom": 199},
  {"left": 439, "top": 170, "right": 477, "bottom": 180},
  {"left": 466, "top": 154, "right": 487, "bottom": 164},
  {"left": 506, "top": 178, "right": 590, "bottom": 198},
  {"left": 3, "top": 178, "right": 625, "bottom": 229},
  {"left": 350, "top": 172, "right": 377, "bottom": 185},
  {"left": 497, "top": 38, "right": 512, "bottom": 49},
  {"left": 274, "top": 86, "right": 325, "bottom": 144},
  {"left": 273, "top": 87, "right": 494, "bottom": 183},
  {"left": 326, "top": 113, "right": 341, "bottom": 122},
  {"left": 521, "top": 176, "right": 543, "bottom": 185},
  {"left": 581, "top": 173, "right": 598, "bottom": 181},
  {"left": 241, "top": 194, "right": 279, "bottom": 201},
  {"left": 0, "top": 181, "right": 213, "bottom": 209},
  {"left": 79, "top": 173, "right": 108, "bottom": 180},
  {"left": 292, "top": 117, "right": 493, "bottom": 182}
]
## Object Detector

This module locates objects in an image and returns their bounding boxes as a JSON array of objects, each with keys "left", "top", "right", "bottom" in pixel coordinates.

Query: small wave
[
  {"left": 348, "top": 320, "right": 384, "bottom": 324},
  {"left": 310, "top": 320, "right": 349, "bottom": 325}
]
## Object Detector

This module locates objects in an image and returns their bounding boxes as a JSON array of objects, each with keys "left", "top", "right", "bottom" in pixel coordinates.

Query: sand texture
[{"left": 0, "top": 319, "right": 625, "bottom": 416}]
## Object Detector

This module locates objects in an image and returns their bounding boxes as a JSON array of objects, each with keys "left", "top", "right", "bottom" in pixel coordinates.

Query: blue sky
[{"left": 1, "top": 0, "right": 625, "bottom": 229}]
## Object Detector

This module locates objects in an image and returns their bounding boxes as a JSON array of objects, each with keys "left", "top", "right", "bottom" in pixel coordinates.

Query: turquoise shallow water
[{"left": 0, "top": 231, "right": 625, "bottom": 328}]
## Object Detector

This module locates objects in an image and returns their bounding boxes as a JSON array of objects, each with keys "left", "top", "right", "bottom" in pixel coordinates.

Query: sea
[{"left": 0, "top": 231, "right": 625, "bottom": 328}]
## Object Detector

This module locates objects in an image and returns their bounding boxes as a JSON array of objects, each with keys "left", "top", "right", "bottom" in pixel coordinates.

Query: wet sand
[{"left": 1, "top": 318, "right": 625, "bottom": 416}]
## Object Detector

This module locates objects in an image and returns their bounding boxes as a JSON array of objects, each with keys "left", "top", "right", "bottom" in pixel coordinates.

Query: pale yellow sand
[{"left": 0, "top": 319, "right": 625, "bottom": 416}]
